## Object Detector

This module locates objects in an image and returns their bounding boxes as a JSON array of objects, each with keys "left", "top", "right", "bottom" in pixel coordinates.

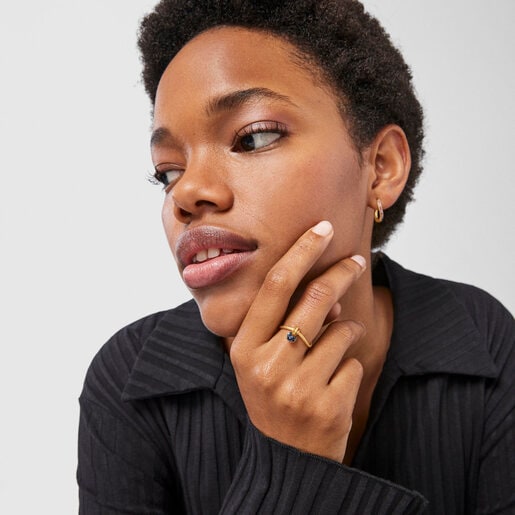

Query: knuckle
[
  {"left": 331, "top": 320, "right": 365, "bottom": 342},
  {"left": 295, "top": 236, "right": 317, "bottom": 255},
  {"left": 230, "top": 352, "right": 242, "bottom": 371},
  {"left": 228, "top": 345, "right": 245, "bottom": 369},
  {"left": 313, "top": 402, "right": 349, "bottom": 434},
  {"left": 229, "top": 342, "right": 254, "bottom": 371},
  {"left": 328, "top": 392, "right": 353, "bottom": 421},
  {"left": 331, "top": 323, "right": 356, "bottom": 342},
  {"left": 263, "top": 268, "right": 291, "bottom": 294},
  {"left": 335, "top": 259, "right": 361, "bottom": 279},
  {"left": 313, "top": 402, "right": 335, "bottom": 423},
  {"left": 250, "top": 361, "right": 275, "bottom": 387},
  {"left": 277, "top": 380, "right": 309, "bottom": 412},
  {"left": 304, "top": 280, "right": 335, "bottom": 306},
  {"left": 231, "top": 348, "right": 249, "bottom": 373}
]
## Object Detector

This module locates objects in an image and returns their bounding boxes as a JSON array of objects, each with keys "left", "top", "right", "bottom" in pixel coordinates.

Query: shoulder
[
  {"left": 409, "top": 265, "right": 514, "bottom": 356},
  {"left": 438, "top": 279, "right": 514, "bottom": 365},
  {"left": 381, "top": 254, "right": 514, "bottom": 375},
  {"left": 439, "top": 278, "right": 512, "bottom": 326},
  {"left": 382, "top": 253, "right": 513, "bottom": 330}
]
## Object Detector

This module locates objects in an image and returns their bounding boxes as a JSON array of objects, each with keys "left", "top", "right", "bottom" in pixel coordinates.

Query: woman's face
[{"left": 152, "top": 27, "right": 373, "bottom": 337}]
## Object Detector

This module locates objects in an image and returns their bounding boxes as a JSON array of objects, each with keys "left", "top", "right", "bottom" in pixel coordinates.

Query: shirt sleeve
[
  {"left": 77, "top": 312, "right": 185, "bottom": 514},
  {"left": 220, "top": 420, "right": 428, "bottom": 514},
  {"left": 475, "top": 300, "right": 515, "bottom": 513},
  {"left": 78, "top": 397, "right": 183, "bottom": 514}
]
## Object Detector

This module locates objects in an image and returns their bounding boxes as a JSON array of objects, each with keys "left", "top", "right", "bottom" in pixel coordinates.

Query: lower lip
[{"left": 182, "top": 252, "right": 254, "bottom": 289}]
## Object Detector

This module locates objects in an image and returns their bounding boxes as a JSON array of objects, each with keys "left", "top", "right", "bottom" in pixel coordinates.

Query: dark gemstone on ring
[{"left": 287, "top": 332, "right": 297, "bottom": 342}]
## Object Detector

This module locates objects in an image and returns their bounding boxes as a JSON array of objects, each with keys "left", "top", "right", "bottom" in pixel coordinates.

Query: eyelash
[
  {"left": 150, "top": 120, "right": 288, "bottom": 189},
  {"left": 147, "top": 172, "right": 162, "bottom": 187},
  {"left": 232, "top": 120, "right": 288, "bottom": 152},
  {"left": 150, "top": 168, "right": 182, "bottom": 190}
]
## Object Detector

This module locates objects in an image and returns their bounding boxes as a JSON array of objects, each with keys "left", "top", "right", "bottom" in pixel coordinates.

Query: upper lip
[{"left": 175, "top": 226, "right": 258, "bottom": 267}]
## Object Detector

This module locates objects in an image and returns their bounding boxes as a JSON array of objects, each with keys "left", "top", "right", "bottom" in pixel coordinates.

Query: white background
[{"left": 1, "top": 1, "right": 513, "bottom": 513}]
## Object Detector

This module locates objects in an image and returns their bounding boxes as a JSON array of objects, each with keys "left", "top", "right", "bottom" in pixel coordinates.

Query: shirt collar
[
  {"left": 378, "top": 254, "right": 498, "bottom": 378},
  {"left": 122, "top": 254, "right": 498, "bottom": 403},
  {"left": 121, "top": 300, "right": 246, "bottom": 417}
]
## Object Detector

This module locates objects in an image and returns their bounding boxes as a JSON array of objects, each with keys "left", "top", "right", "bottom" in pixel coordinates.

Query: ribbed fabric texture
[{"left": 78, "top": 255, "right": 515, "bottom": 514}]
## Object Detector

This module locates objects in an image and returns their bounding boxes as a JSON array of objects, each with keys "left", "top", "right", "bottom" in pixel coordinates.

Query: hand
[{"left": 230, "top": 221, "right": 366, "bottom": 463}]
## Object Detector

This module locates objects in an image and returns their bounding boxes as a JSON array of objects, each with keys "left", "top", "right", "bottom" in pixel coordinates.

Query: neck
[
  {"left": 339, "top": 267, "right": 394, "bottom": 465},
  {"left": 337, "top": 266, "right": 393, "bottom": 374}
]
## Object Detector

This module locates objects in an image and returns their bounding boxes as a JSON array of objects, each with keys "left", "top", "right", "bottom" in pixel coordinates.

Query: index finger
[{"left": 235, "top": 220, "right": 334, "bottom": 346}]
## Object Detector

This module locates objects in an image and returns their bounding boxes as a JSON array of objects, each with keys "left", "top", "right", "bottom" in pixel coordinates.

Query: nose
[{"left": 170, "top": 154, "right": 234, "bottom": 223}]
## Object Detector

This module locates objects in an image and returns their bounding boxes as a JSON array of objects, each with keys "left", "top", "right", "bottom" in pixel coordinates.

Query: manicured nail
[
  {"left": 350, "top": 254, "right": 367, "bottom": 269},
  {"left": 311, "top": 221, "right": 333, "bottom": 237}
]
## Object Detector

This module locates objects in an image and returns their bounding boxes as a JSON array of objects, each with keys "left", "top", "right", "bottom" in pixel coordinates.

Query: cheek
[
  {"left": 289, "top": 153, "right": 368, "bottom": 261},
  {"left": 233, "top": 147, "right": 365, "bottom": 241},
  {"left": 282, "top": 152, "right": 363, "bottom": 223}
]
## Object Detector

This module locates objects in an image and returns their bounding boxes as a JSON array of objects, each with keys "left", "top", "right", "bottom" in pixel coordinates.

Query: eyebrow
[
  {"left": 151, "top": 87, "right": 296, "bottom": 148},
  {"left": 150, "top": 127, "right": 173, "bottom": 148},
  {"left": 205, "top": 87, "right": 297, "bottom": 117}
]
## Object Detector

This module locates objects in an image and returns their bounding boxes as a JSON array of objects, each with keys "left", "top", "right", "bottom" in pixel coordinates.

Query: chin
[
  {"left": 194, "top": 294, "right": 251, "bottom": 338},
  {"left": 190, "top": 272, "right": 263, "bottom": 338}
]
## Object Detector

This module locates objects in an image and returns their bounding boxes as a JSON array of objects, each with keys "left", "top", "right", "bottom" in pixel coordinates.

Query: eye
[
  {"left": 233, "top": 121, "right": 287, "bottom": 152},
  {"left": 151, "top": 166, "right": 183, "bottom": 190}
]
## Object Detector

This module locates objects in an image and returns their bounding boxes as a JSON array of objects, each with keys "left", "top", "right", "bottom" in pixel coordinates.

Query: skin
[{"left": 151, "top": 27, "right": 411, "bottom": 463}]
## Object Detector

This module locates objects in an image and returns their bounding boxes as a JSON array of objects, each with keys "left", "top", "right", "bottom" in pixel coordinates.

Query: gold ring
[{"left": 279, "top": 325, "right": 313, "bottom": 349}]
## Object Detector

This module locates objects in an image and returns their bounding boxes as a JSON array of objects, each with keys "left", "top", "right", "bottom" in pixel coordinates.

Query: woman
[{"left": 77, "top": 1, "right": 515, "bottom": 513}]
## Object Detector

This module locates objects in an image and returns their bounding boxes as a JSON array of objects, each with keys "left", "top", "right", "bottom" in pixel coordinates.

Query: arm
[
  {"left": 77, "top": 316, "right": 185, "bottom": 514},
  {"left": 78, "top": 397, "right": 183, "bottom": 514},
  {"left": 220, "top": 420, "right": 427, "bottom": 514}
]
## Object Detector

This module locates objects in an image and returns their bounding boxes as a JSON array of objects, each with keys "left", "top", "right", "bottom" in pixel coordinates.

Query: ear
[{"left": 365, "top": 124, "right": 411, "bottom": 211}]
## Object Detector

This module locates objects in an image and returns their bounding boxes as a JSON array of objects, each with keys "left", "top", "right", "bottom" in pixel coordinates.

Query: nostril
[
  {"left": 179, "top": 207, "right": 190, "bottom": 218},
  {"left": 173, "top": 201, "right": 192, "bottom": 222},
  {"left": 194, "top": 199, "right": 218, "bottom": 208}
]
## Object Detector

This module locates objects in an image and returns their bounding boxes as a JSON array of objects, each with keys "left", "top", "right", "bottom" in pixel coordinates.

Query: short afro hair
[{"left": 138, "top": 0, "right": 425, "bottom": 248}]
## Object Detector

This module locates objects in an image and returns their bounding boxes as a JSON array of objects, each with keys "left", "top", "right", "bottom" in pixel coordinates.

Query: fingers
[
  {"left": 281, "top": 256, "right": 366, "bottom": 351},
  {"left": 323, "top": 302, "right": 342, "bottom": 326},
  {"left": 327, "top": 357, "right": 363, "bottom": 410},
  {"left": 304, "top": 320, "right": 365, "bottom": 381},
  {"left": 229, "top": 221, "right": 368, "bottom": 463},
  {"left": 237, "top": 221, "right": 335, "bottom": 345}
]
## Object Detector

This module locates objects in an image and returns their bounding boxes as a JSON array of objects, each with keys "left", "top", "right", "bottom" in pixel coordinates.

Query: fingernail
[
  {"left": 350, "top": 254, "right": 367, "bottom": 269},
  {"left": 311, "top": 221, "right": 333, "bottom": 237}
]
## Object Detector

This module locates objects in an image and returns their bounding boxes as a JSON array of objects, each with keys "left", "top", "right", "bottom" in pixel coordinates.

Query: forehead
[{"left": 154, "top": 26, "right": 340, "bottom": 119}]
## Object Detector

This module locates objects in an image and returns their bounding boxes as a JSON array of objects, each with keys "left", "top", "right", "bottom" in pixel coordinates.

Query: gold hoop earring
[{"left": 374, "top": 198, "right": 384, "bottom": 223}]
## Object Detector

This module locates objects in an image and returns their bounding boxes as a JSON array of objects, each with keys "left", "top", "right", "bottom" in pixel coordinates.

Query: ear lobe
[{"left": 367, "top": 124, "right": 411, "bottom": 210}]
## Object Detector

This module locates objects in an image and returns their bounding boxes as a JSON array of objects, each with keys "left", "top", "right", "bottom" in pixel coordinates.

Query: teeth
[
  {"left": 195, "top": 250, "right": 208, "bottom": 263},
  {"left": 193, "top": 248, "right": 229, "bottom": 263}
]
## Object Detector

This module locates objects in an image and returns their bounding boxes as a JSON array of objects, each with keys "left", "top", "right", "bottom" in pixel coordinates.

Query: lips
[{"left": 175, "top": 226, "right": 257, "bottom": 289}]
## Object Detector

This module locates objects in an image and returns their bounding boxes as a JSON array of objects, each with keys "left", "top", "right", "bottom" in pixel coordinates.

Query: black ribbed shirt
[{"left": 78, "top": 255, "right": 515, "bottom": 514}]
